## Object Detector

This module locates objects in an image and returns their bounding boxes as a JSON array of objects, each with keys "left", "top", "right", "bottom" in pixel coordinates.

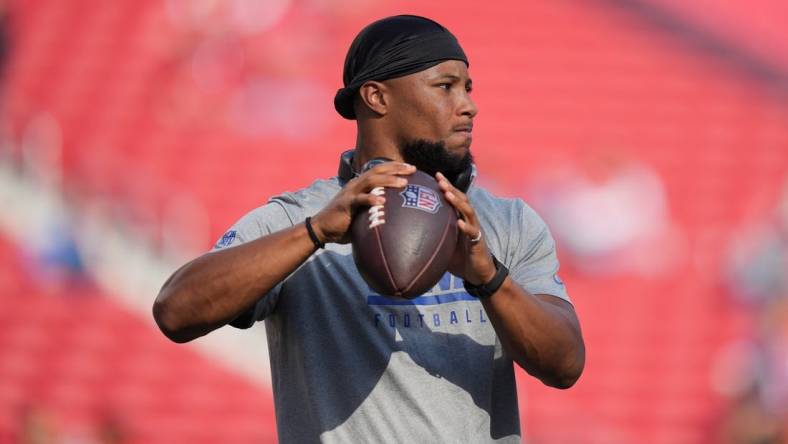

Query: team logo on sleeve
[
  {"left": 400, "top": 184, "right": 441, "bottom": 214},
  {"left": 215, "top": 230, "right": 237, "bottom": 248}
]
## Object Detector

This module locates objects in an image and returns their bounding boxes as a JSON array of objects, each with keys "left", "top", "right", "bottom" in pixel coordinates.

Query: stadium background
[{"left": 0, "top": 0, "right": 786, "bottom": 442}]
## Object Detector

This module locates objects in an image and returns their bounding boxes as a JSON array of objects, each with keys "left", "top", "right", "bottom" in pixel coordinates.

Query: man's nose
[{"left": 459, "top": 93, "right": 478, "bottom": 118}]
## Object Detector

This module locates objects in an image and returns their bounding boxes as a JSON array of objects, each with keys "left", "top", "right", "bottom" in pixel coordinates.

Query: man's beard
[{"left": 399, "top": 139, "right": 473, "bottom": 186}]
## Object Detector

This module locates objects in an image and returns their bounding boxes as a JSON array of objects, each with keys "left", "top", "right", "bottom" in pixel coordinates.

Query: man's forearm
[
  {"left": 482, "top": 279, "right": 585, "bottom": 389},
  {"left": 153, "top": 222, "right": 317, "bottom": 343}
]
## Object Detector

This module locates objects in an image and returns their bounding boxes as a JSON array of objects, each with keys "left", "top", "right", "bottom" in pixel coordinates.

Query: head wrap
[{"left": 334, "top": 15, "right": 468, "bottom": 120}]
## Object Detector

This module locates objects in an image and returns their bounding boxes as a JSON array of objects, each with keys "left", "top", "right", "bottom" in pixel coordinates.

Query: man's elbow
[
  {"left": 541, "top": 347, "right": 586, "bottom": 390},
  {"left": 152, "top": 292, "right": 197, "bottom": 344},
  {"left": 543, "top": 365, "right": 583, "bottom": 389}
]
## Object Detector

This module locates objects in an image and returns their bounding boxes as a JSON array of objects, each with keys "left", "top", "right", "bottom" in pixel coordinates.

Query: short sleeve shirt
[{"left": 213, "top": 177, "right": 570, "bottom": 443}]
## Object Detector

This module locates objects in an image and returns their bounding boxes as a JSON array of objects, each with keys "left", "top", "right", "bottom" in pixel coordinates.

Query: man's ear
[{"left": 357, "top": 81, "right": 388, "bottom": 116}]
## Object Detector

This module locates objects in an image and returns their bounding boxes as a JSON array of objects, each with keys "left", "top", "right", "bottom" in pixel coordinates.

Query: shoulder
[
  {"left": 249, "top": 177, "right": 340, "bottom": 220},
  {"left": 468, "top": 185, "right": 555, "bottom": 264},
  {"left": 468, "top": 185, "right": 517, "bottom": 213},
  {"left": 270, "top": 177, "right": 341, "bottom": 209},
  {"left": 236, "top": 177, "right": 340, "bottom": 232},
  {"left": 468, "top": 185, "right": 543, "bottom": 229}
]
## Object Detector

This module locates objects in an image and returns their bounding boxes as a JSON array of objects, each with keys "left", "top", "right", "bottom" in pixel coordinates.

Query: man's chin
[
  {"left": 444, "top": 141, "right": 473, "bottom": 165},
  {"left": 399, "top": 138, "right": 473, "bottom": 184},
  {"left": 448, "top": 142, "right": 471, "bottom": 156},
  {"left": 449, "top": 132, "right": 473, "bottom": 151}
]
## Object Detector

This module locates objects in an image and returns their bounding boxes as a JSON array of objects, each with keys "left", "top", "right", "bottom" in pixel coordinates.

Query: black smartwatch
[{"left": 464, "top": 255, "right": 509, "bottom": 299}]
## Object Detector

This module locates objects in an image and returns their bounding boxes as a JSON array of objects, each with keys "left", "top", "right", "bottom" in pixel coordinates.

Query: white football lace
[{"left": 368, "top": 187, "right": 385, "bottom": 229}]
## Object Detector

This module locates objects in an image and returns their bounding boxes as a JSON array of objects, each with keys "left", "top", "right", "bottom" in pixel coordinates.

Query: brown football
[{"left": 351, "top": 170, "right": 458, "bottom": 299}]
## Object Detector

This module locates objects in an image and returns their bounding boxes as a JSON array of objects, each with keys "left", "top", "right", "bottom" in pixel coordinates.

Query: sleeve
[
  {"left": 509, "top": 203, "right": 572, "bottom": 304},
  {"left": 210, "top": 201, "right": 294, "bottom": 328}
]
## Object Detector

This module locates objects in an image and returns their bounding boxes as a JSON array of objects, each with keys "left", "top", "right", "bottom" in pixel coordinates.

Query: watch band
[{"left": 464, "top": 255, "right": 509, "bottom": 299}]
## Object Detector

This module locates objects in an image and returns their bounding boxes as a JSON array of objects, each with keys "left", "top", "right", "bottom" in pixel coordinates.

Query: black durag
[{"left": 334, "top": 15, "right": 468, "bottom": 120}]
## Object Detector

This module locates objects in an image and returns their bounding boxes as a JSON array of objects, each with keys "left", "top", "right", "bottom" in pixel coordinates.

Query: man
[{"left": 153, "top": 15, "right": 585, "bottom": 443}]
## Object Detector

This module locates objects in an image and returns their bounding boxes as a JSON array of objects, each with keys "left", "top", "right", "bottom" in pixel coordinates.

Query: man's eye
[{"left": 438, "top": 83, "right": 451, "bottom": 90}]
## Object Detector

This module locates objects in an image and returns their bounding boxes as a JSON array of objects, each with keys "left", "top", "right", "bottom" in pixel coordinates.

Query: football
[{"left": 351, "top": 170, "right": 458, "bottom": 298}]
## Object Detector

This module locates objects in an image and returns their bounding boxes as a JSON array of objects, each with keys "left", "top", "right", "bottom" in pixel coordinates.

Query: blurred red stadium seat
[
  {"left": 0, "top": 235, "right": 277, "bottom": 443},
  {"left": 1, "top": 0, "right": 786, "bottom": 442}
]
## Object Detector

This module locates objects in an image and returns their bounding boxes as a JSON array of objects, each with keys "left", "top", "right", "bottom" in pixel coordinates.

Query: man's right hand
[{"left": 311, "top": 162, "right": 416, "bottom": 244}]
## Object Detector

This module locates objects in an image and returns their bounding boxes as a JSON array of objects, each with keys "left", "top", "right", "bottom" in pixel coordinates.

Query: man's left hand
[{"left": 436, "top": 172, "right": 497, "bottom": 286}]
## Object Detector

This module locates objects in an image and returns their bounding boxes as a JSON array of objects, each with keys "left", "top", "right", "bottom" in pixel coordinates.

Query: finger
[
  {"left": 457, "top": 219, "right": 485, "bottom": 248},
  {"left": 435, "top": 172, "right": 453, "bottom": 191},
  {"left": 444, "top": 189, "right": 478, "bottom": 227},
  {"left": 350, "top": 192, "right": 385, "bottom": 209},
  {"left": 436, "top": 172, "right": 468, "bottom": 203},
  {"left": 355, "top": 163, "right": 414, "bottom": 191},
  {"left": 361, "top": 173, "right": 409, "bottom": 191},
  {"left": 456, "top": 219, "right": 477, "bottom": 236},
  {"left": 368, "top": 161, "right": 416, "bottom": 176}
]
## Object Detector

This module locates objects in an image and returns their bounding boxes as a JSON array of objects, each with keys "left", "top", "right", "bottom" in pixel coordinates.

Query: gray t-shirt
[{"left": 213, "top": 177, "right": 570, "bottom": 443}]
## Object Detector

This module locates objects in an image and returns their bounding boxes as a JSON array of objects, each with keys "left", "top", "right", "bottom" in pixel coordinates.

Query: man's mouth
[{"left": 453, "top": 124, "right": 473, "bottom": 133}]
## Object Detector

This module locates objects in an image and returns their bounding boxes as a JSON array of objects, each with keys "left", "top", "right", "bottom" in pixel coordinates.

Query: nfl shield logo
[
  {"left": 400, "top": 184, "right": 442, "bottom": 214},
  {"left": 215, "top": 230, "right": 237, "bottom": 248}
]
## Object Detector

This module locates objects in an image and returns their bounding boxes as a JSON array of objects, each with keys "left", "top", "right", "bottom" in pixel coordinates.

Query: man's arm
[
  {"left": 436, "top": 173, "right": 585, "bottom": 389},
  {"left": 153, "top": 162, "right": 416, "bottom": 343},
  {"left": 153, "top": 223, "right": 319, "bottom": 343},
  {"left": 482, "top": 284, "right": 584, "bottom": 389}
]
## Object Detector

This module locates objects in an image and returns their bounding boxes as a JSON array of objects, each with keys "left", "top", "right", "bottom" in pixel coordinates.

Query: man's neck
[{"left": 353, "top": 127, "right": 403, "bottom": 171}]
